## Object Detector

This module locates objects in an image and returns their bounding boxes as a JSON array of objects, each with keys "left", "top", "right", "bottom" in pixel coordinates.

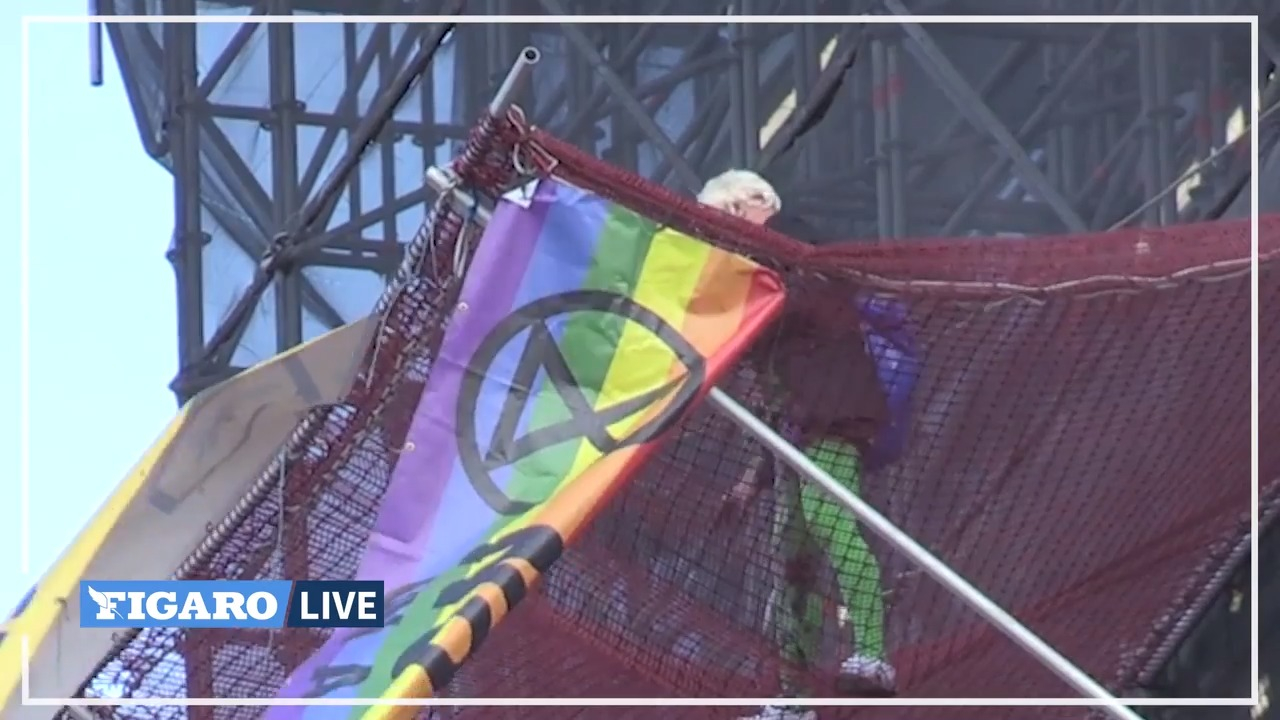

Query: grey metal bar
[
  {"left": 785, "top": 39, "right": 1035, "bottom": 199},
  {"left": 654, "top": 80, "right": 730, "bottom": 185},
  {"left": 705, "top": 386, "right": 1145, "bottom": 720},
  {"left": 697, "top": 33, "right": 811, "bottom": 183},
  {"left": 871, "top": 38, "right": 894, "bottom": 238},
  {"left": 905, "top": 40, "right": 1034, "bottom": 190},
  {"left": 1136, "top": 20, "right": 1161, "bottom": 227},
  {"left": 349, "top": 24, "right": 368, "bottom": 225},
  {"left": 605, "top": 26, "right": 640, "bottom": 171},
  {"left": 1056, "top": 58, "right": 1080, "bottom": 196},
  {"left": 625, "top": 48, "right": 734, "bottom": 115},
  {"left": 195, "top": 6, "right": 265, "bottom": 100},
  {"left": 181, "top": 113, "right": 344, "bottom": 365},
  {"left": 934, "top": 14, "right": 1130, "bottom": 234},
  {"left": 163, "top": 0, "right": 207, "bottom": 401},
  {"left": 489, "top": 45, "right": 540, "bottom": 118},
  {"left": 1042, "top": 34, "right": 1065, "bottom": 193},
  {"left": 557, "top": 20, "right": 679, "bottom": 140},
  {"left": 886, "top": 40, "right": 907, "bottom": 237},
  {"left": 377, "top": 32, "right": 399, "bottom": 249},
  {"left": 204, "top": 102, "right": 471, "bottom": 140},
  {"left": 1072, "top": 114, "right": 1144, "bottom": 209},
  {"left": 1208, "top": 25, "right": 1227, "bottom": 160},
  {"left": 295, "top": 23, "right": 394, "bottom": 204},
  {"left": 726, "top": 8, "right": 750, "bottom": 167},
  {"left": 88, "top": 0, "right": 103, "bottom": 86},
  {"left": 738, "top": 0, "right": 762, "bottom": 169},
  {"left": 194, "top": 14, "right": 459, "bottom": 370},
  {"left": 867, "top": 37, "right": 909, "bottom": 237},
  {"left": 1151, "top": 19, "right": 1177, "bottom": 225},
  {"left": 884, "top": 0, "right": 1089, "bottom": 233},
  {"left": 1092, "top": 142, "right": 1143, "bottom": 229},
  {"left": 298, "top": 188, "right": 431, "bottom": 252},
  {"left": 267, "top": 0, "right": 305, "bottom": 351},
  {"left": 289, "top": 16, "right": 461, "bottom": 246}
]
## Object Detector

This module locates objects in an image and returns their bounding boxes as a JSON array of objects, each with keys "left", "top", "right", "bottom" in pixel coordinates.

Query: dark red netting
[{"left": 63, "top": 112, "right": 1274, "bottom": 720}]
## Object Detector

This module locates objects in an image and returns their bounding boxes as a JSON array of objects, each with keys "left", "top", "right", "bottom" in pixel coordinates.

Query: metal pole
[
  {"left": 704, "top": 386, "right": 1146, "bottom": 720},
  {"left": 267, "top": 0, "right": 304, "bottom": 352},
  {"left": 557, "top": 21, "right": 676, "bottom": 140},
  {"left": 88, "top": 0, "right": 103, "bottom": 87},
  {"left": 1151, "top": 20, "right": 1177, "bottom": 225},
  {"left": 163, "top": 7, "right": 207, "bottom": 394},
  {"left": 871, "top": 38, "right": 894, "bottom": 238},
  {"left": 886, "top": 40, "right": 907, "bottom": 237},
  {"left": 194, "top": 15, "right": 460, "bottom": 369},
  {"left": 884, "top": 0, "right": 1089, "bottom": 233},
  {"left": 738, "top": 0, "right": 762, "bottom": 169},
  {"left": 655, "top": 81, "right": 730, "bottom": 186},
  {"left": 1136, "top": 21, "right": 1162, "bottom": 228},
  {"left": 430, "top": 44, "right": 538, "bottom": 204},
  {"left": 489, "top": 46, "right": 540, "bottom": 118}
]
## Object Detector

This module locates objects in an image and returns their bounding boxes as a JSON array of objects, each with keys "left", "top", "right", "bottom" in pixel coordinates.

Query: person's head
[{"left": 697, "top": 169, "right": 781, "bottom": 225}]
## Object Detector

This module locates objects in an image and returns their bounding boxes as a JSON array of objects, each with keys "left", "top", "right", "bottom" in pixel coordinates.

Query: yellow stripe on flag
[{"left": 562, "top": 228, "right": 713, "bottom": 479}]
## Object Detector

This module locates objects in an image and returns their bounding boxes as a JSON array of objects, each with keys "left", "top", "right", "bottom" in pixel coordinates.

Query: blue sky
[
  {"left": 0, "top": 10, "right": 483, "bottom": 623},
  {"left": 1, "top": 4, "right": 178, "bottom": 614}
]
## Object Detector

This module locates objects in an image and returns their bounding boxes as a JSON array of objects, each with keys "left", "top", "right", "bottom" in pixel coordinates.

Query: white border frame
[{"left": 16, "top": 11, "right": 1261, "bottom": 711}]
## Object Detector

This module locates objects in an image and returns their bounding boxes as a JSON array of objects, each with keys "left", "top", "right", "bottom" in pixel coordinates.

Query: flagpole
[
  {"left": 704, "top": 387, "right": 1144, "bottom": 720},
  {"left": 488, "top": 47, "right": 540, "bottom": 118},
  {"left": 421, "top": 171, "right": 1143, "bottom": 720}
]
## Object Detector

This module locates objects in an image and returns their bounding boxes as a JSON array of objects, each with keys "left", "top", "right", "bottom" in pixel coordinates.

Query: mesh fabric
[{"left": 62, "top": 114, "right": 1273, "bottom": 720}]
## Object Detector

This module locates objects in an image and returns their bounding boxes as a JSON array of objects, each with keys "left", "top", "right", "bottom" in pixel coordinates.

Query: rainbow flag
[{"left": 268, "top": 177, "right": 785, "bottom": 720}]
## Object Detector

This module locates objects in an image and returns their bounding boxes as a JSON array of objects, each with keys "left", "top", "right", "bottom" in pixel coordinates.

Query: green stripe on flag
[{"left": 505, "top": 201, "right": 659, "bottom": 504}]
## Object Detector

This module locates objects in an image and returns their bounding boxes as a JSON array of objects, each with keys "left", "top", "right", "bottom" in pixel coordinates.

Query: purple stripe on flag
[
  {"left": 410, "top": 184, "right": 611, "bottom": 574},
  {"left": 266, "top": 184, "right": 554, "bottom": 713},
  {"left": 375, "top": 191, "right": 554, "bottom": 546}
]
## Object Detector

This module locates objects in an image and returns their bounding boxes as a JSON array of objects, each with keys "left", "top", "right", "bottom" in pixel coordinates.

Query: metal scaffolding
[
  {"left": 100, "top": 0, "right": 1269, "bottom": 403},
  {"left": 73, "top": 0, "right": 1275, "bottom": 711}
]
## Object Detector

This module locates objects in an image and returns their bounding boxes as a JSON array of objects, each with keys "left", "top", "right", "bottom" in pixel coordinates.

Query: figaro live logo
[{"left": 79, "top": 580, "right": 385, "bottom": 629}]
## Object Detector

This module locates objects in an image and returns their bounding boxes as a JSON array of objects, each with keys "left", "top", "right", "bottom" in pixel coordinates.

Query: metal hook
[{"left": 512, "top": 142, "right": 536, "bottom": 178}]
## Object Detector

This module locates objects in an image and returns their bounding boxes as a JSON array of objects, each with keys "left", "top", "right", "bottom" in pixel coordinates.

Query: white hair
[{"left": 696, "top": 169, "right": 782, "bottom": 215}]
